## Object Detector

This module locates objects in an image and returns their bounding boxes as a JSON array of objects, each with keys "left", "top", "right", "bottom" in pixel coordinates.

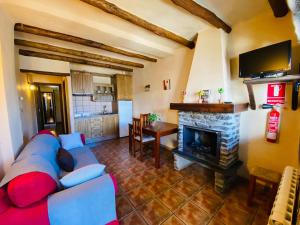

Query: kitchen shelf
[{"left": 243, "top": 75, "right": 300, "bottom": 110}]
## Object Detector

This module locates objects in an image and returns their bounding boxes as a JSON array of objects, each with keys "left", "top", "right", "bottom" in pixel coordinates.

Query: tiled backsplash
[{"left": 73, "top": 96, "right": 112, "bottom": 114}]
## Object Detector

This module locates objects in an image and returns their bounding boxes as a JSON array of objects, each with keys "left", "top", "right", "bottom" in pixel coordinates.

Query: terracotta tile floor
[{"left": 92, "top": 138, "right": 271, "bottom": 225}]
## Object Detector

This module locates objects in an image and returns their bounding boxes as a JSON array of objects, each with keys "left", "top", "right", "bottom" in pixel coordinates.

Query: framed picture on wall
[{"left": 163, "top": 79, "right": 171, "bottom": 90}]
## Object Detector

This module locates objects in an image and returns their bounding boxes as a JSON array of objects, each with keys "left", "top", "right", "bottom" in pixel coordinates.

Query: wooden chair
[
  {"left": 132, "top": 116, "right": 155, "bottom": 160},
  {"left": 140, "top": 113, "right": 150, "bottom": 127}
]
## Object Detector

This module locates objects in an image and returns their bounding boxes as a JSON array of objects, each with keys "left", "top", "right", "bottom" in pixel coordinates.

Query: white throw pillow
[
  {"left": 59, "top": 132, "right": 83, "bottom": 150},
  {"left": 60, "top": 164, "right": 106, "bottom": 188}
]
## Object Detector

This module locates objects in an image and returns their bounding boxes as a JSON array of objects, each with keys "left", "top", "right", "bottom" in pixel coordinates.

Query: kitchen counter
[{"left": 74, "top": 113, "right": 118, "bottom": 119}]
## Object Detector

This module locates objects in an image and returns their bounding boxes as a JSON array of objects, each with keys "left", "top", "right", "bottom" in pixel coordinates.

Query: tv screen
[{"left": 239, "top": 40, "right": 291, "bottom": 78}]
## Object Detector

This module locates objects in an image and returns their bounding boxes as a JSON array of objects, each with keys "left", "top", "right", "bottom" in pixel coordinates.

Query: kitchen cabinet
[
  {"left": 115, "top": 74, "right": 132, "bottom": 100},
  {"left": 102, "top": 114, "right": 119, "bottom": 137},
  {"left": 74, "top": 114, "right": 118, "bottom": 143},
  {"left": 71, "top": 71, "right": 93, "bottom": 95}
]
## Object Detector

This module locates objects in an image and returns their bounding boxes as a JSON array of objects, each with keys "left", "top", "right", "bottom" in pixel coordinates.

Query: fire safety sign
[{"left": 267, "top": 82, "right": 286, "bottom": 105}]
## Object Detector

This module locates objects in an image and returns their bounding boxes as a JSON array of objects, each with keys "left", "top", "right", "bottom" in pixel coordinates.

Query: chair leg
[
  {"left": 133, "top": 140, "right": 136, "bottom": 157},
  {"left": 140, "top": 142, "right": 143, "bottom": 161},
  {"left": 247, "top": 175, "right": 256, "bottom": 206}
]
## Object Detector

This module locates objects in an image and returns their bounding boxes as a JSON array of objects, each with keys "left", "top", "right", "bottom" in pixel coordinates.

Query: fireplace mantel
[{"left": 170, "top": 103, "right": 249, "bottom": 113}]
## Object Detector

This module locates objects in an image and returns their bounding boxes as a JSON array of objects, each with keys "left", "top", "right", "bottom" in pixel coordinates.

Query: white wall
[
  {"left": 132, "top": 47, "right": 194, "bottom": 148},
  {"left": 185, "top": 28, "right": 231, "bottom": 103},
  {"left": 0, "top": 9, "right": 23, "bottom": 176},
  {"left": 228, "top": 12, "right": 300, "bottom": 176}
]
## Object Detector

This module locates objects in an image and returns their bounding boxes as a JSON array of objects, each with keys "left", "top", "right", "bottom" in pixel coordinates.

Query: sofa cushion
[
  {"left": 7, "top": 172, "right": 57, "bottom": 207},
  {"left": 59, "top": 133, "right": 84, "bottom": 150},
  {"left": 0, "top": 155, "right": 58, "bottom": 188},
  {"left": 60, "top": 164, "right": 105, "bottom": 188},
  {"left": 56, "top": 148, "right": 74, "bottom": 172},
  {"left": 0, "top": 188, "right": 11, "bottom": 214},
  {"left": 16, "top": 134, "right": 61, "bottom": 174}
]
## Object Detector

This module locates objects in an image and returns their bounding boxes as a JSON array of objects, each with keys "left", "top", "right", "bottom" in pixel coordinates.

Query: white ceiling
[{"left": 0, "top": 0, "right": 271, "bottom": 60}]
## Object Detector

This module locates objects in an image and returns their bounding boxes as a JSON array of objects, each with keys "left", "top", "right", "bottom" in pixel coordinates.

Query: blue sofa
[{"left": 0, "top": 134, "right": 118, "bottom": 225}]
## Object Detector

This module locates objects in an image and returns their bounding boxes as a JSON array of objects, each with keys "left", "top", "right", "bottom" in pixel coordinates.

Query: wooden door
[
  {"left": 125, "top": 75, "right": 132, "bottom": 100},
  {"left": 71, "top": 72, "right": 83, "bottom": 94},
  {"left": 116, "top": 75, "right": 132, "bottom": 100},
  {"left": 82, "top": 72, "right": 93, "bottom": 94},
  {"left": 102, "top": 115, "right": 118, "bottom": 137}
]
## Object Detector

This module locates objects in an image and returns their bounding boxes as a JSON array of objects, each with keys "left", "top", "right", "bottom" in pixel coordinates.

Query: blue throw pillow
[
  {"left": 59, "top": 133, "right": 84, "bottom": 151},
  {"left": 59, "top": 164, "right": 106, "bottom": 188}
]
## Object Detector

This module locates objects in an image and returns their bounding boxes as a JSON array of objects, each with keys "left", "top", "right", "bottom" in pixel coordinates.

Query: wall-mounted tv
[{"left": 239, "top": 40, "right": 292, "bottom": 78}]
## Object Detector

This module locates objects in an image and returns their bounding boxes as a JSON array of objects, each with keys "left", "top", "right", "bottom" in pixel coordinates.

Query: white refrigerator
[{"left": 118, "top": 101, "right": 133, "bottom": 137}]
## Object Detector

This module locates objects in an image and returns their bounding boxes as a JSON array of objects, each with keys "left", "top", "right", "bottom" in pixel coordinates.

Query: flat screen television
[{"left": 239, "top": 40, "right": 292, "bottom": 78}]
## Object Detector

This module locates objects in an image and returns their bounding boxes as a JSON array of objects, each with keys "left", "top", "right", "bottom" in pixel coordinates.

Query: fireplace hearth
[{"left": 173, "top": 111, "right": 243, "bottom": 193}]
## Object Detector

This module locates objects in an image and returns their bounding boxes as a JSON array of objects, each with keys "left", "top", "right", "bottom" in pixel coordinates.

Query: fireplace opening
[{"left": 183, "top": 126, "right": 221, "bottom": 163}]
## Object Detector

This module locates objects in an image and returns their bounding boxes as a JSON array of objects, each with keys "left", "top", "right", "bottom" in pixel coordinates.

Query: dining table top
[{"left": 142, "top": 121, "right": 178, "bottom": 134}]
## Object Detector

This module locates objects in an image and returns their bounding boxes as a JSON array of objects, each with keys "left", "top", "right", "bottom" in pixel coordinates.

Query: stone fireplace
[{"left": 170, "top": 103, "right": 248, "bottom": 193}]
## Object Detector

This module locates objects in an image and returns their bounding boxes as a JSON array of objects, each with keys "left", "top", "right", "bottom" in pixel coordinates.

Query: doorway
[{"left": 35, "top": 83, "right": 68, "bottom": 135}]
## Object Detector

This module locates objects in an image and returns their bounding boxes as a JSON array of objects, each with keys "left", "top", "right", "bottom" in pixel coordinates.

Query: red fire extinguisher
[{"left": 266, "top": 106, "right": 280, "bottom": 143}]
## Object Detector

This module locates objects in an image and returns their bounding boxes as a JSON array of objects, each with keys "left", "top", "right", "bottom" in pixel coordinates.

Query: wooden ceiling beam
[
  {"left": 170, "top": 0, "right": 232, "bottom": 33},
  {"left": 14, "top": 23, "right": 157, "bottom": 62},
  {"left": 19, "top": 49, "right": 133, "bottom": 72},
  {"left": 15, "top": 39, "right": 143, "bottom": 68},
  {"left": 20, "top": 69, "right": 70, "bottom": 76},
  {"left": 268, "top": 0, "right": 289, "bottom": 17},
  {"left": 80, "top": 0, "right": 195, "bottom": 49}
]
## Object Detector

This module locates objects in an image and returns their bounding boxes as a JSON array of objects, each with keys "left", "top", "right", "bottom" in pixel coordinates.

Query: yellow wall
[
  {"left": 132, "top": 47, "right": 194, "bottom": 147},
  {"left": 132, "top": 11, "right": 300, "bottom": 176},
  {"left": 228, "top": 11, "right": 300, "bottom": 176}
]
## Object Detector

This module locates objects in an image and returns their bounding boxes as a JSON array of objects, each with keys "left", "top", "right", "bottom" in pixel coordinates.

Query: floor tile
[
  {"left": 176, "top": 202, "right": 210, "bottom": 225},
  {"left": 162, "top": 215, "right": 185, "bottom": 225},
  {"left": 117, "top": 196, "right": 134, "bottom": 220},
  {"left": 157, "top": 189, "right": 186, "bottom": 212},
  {"left": 120, "top": 211, "right": 147, "bottom": 225},
  {"left": 127, "top": 185, "right": 154, "bottom": 207},
  {"left": 138, "top": 199, "right": 172, "bottom": 225},
  {"left": 172, "top": 180, "right": 200, "bottom": 198},
  {"left": 192, "top": 190, "right": 223, "bottom": 215},
  {"left": 92, "top": 138, "right": 272, "bottom": 225},
  {"left": 214, "top": 204, "right": 253, "bottom": 225}
]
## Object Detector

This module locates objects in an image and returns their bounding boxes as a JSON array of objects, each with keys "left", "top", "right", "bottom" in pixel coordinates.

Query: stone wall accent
[{"left": 178, "top": 111, "right": 241, "bottom": 168}]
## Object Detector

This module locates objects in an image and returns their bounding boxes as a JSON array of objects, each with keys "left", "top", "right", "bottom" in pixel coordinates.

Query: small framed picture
[{"left": 163, "top": 79, "right": 171, "bottom": 90}]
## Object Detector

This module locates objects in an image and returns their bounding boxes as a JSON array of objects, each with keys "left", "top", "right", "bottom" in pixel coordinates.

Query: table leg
[
  {"left": 129, "top": 125, "right": 132, "bottom": 155},
  {"left": 154, "top": 133, "right": 160, "bottom": 168}
]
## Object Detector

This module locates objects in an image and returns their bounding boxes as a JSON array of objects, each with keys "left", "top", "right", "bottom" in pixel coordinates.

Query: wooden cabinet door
[
  {"left": 75, "top": 118, "right": 92, "bottom": 139},
  {"left": 116, "top": 75, "right": 132, "bottom": 100},
  {"left": 125, "top": 75, "right": 132, "bottom": 100},
  {"left": 71, "top": 72, "right": 83, "bottom": 94},
  {"left": 90, "top": 117, "right": 103, "bottom": 138},
  {"left": 82, "top": 73, "right": 93, "bottom": 94},
  {"left": 102, "top": 115, "right": 118, "bottom": 137}
]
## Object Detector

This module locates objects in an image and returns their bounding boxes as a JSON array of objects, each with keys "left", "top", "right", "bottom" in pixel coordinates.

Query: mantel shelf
[
  {"left": 243, "top": 75, "right": 300, "bottom": 110},
  {"left": 170, "top": 103, "right": 249, "bottom": 113}
]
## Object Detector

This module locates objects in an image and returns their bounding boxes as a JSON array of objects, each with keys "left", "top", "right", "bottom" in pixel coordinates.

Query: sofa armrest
[{"left": 47, "top": 174, "right": 117, "bottom": 225}]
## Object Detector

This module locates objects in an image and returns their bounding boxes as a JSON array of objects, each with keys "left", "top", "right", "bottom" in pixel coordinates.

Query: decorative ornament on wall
[
  {"left": 144, "top": 84, "right": 150, "bottom": 92},
  {"left": 163, "top": 79, "right": 171, "bottom": 90}
]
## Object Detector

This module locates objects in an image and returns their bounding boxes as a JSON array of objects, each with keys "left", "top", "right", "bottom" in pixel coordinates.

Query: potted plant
[
  {"left": 196, "top": 90, "right": 204, "bottom": 103},
  {"left": 148, "top": 113, "right": 159, "bottom": 126},
  {"left": 217, "top": 88, "right": 224, "bottom": 103}
]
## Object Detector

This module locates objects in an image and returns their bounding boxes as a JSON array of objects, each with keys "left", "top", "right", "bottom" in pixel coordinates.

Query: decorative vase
[{"left": 150, "top": 121, "right": 156, "bottom": 126}]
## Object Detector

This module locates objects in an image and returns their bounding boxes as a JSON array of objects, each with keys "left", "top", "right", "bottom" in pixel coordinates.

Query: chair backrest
[
  {"left": 132, "top": 118, "right": 142, "bottom": 139},
  {"left": 140, "top": 113, "right": 150, "bottom": 127}
]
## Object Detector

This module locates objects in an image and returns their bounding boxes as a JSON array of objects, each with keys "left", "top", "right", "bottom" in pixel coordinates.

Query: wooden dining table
[{"left": 128, "top": 121, "right": 178, "bottom": 168}]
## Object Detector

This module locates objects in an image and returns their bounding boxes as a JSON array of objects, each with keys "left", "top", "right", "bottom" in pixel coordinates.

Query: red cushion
[
  {"left": 0, "top": 188, "right": 11, "bottom": 214},
  {"left": 7, "top": 172, "right": 57, "bottom": 208},
  {"left": 80, "top": 133, "right": 86, "bottom": 145},
  {"left": 0, "top": 199, "right": 50, "bottom": 225},
  {"left": 106, "top": 220, "right": 119, "bottom": 225}
]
